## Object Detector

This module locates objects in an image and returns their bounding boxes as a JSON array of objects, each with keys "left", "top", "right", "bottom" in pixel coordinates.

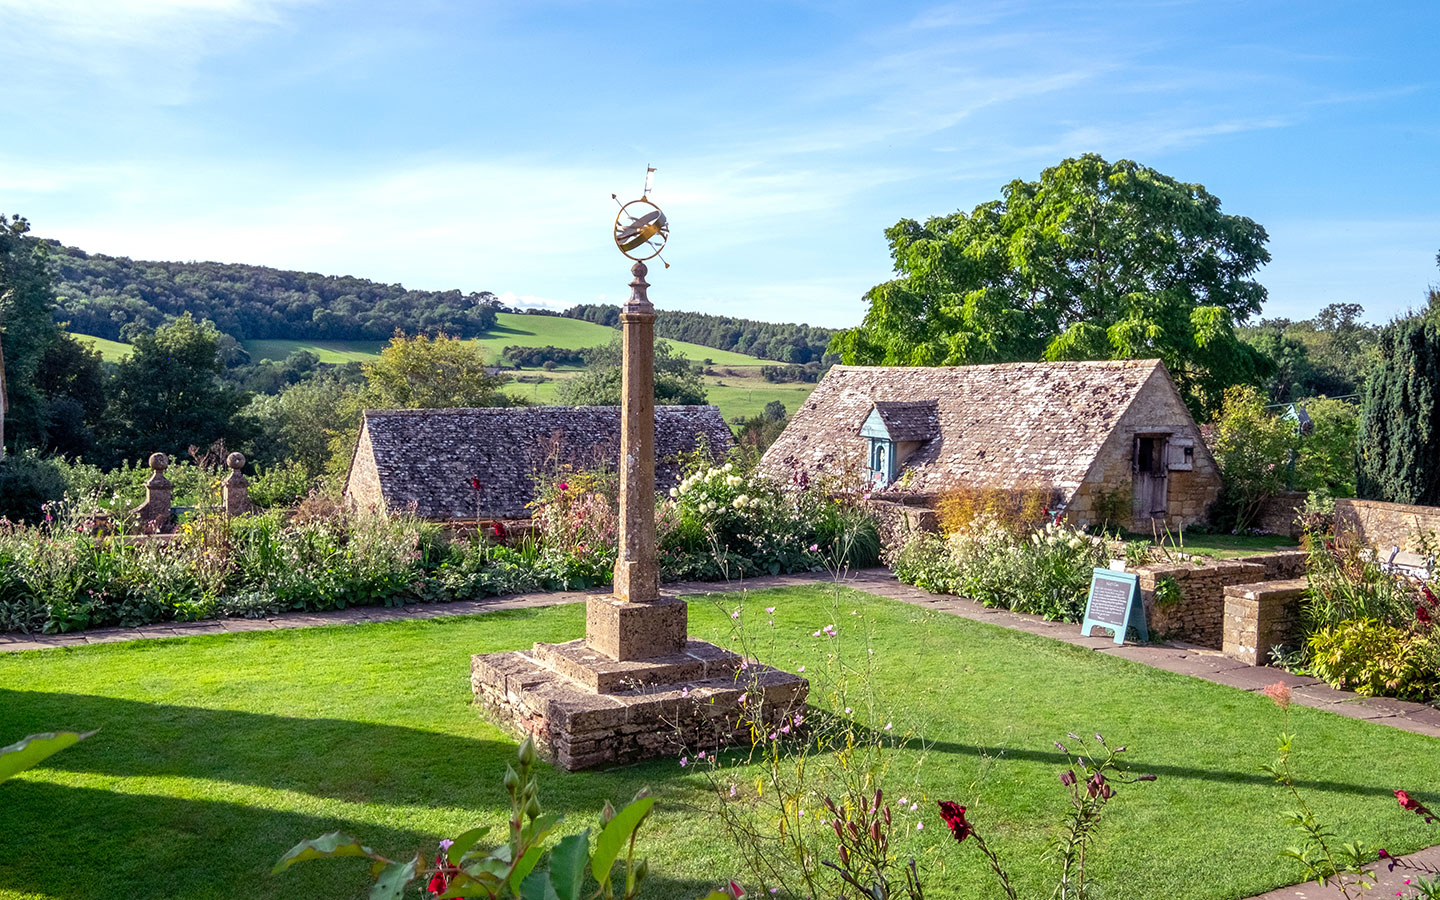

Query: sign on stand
[{"left": 1081, "top": 568, "right": 1148, "bottom": 645}]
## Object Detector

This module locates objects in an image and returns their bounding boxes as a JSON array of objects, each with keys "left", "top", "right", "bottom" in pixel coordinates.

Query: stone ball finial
[
  {"left": 630, "top": 260, "right": 648, "bottom": 279},
  {"left": 227, "top": 451, "right": 246, "bottom": 471},
  {"left": 148, "top": 452, "right": 169, "bottom": 472}
]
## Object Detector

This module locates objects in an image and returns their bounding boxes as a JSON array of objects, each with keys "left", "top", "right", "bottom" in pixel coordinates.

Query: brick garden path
[{"left": 4, "top": 567, "right": 1437, "bottom": 898}]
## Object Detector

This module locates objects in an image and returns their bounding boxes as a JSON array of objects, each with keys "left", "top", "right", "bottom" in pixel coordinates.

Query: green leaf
[
  {"left": 448, "top": 826, "right": 490, "bottom": 865},
  {"left": 548, "top": 829, "right": 591, "bottom": 900},
  {"left": 590, "top": 796, "right": 656, "bottom": 885},
  {"left": 520, "top": 867, "right": 561, "bottom": 900},
  {"left": 438, "top": 871, "right": 495, "bottom": 899},
  {"left": 0, "top": 730, "right": 96, "bottom": 783},
  {"left": 522, "top": 812, "right": 565, "bottom": 846},
  {"left": 696, "top": 893, "right": 732, "bottom": 900},
  {"left": 509, "top": 842, "right": 546, "bottom": 896},
  {"left": 272, "top": 832, "right": 385, "bottom": 874},
  {"left": 369, "top": 856, "right": 418, "bottom": 900}
]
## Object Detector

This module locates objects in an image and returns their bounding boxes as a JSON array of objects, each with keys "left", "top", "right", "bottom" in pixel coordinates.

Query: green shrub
[
  {"left": 1306, "top": 618, "right": 1439, "bottom": 700},
  {"left": 892, "top": 517, "right": 1108, "bottom": 622},
  {"left": 248, "top": 460, "right": 315, "bottom": 509},
  {"left": 0, "top": 450, "right": 67, "bottom": 523}
]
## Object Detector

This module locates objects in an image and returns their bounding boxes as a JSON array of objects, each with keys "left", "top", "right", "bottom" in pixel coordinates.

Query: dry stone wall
[
  {"left": 1335, "top": 498, "right": 1440, "bottom": 553},
  {"left": 1135, "top": 551, "right": 1305, "bottom": 648}
]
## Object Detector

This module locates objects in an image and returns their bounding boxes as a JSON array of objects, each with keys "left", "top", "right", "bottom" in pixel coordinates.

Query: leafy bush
[
  {"left": 247, "top": 460, "right": 315, "bottom": 509},
  {"left": 1306, "top": 619, "right": 1439, "bottom": 700},
  {"left": 0, "top": 450, "right": 67, "bottom": 523},
  {"left": 1211, "top": 385, "right": 1296, "bottom": 531},
  {"left": 934, "top": 483, "right": 1058, "bottom": 536},
  {"left": 892, "top": 517, "right": 1108, "bottom": 621}
]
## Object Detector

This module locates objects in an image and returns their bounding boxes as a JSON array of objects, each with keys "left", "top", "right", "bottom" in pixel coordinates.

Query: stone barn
[
  {"left": 345, "top": 405, "right": 733, "bottom": 521},
  {"left": 759, "top": 359, "right": 1220, "bottom": 531}
]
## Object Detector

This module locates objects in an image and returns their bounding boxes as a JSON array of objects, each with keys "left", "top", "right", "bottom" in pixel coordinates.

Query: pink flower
[
  {"left": 809, "top": 543, "right": 818, "bottom": 552},
  {"left": 679, "top": 756, "right": 688, "bottom": 767},
  {"left": 765, "top": 607, "right": 776, "bottom": 613},
  {"left": 557, "top": 482, "right": 569, "bottom": 491},
  {"left": 796, "top": 665, "right": 805, "bottom": 673}
]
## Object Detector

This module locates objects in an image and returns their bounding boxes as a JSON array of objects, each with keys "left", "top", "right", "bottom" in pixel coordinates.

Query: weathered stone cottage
[
  {"left": 759, "top": 360, "right": 1220, "bottom": 530},
  {"left": 345, "top": 406, "right": 733, "bottom": 520}
]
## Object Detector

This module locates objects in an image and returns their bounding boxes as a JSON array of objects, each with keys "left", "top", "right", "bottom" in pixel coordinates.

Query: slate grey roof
[
  {"left": 760, "top": 360, "right": 1165, "bottom": 496},
  {"left": 870, "top": 400, "right": 940, "bottom": 442},
  {"left": 352, "top": 405, "right": 733, "bottom": 519}
]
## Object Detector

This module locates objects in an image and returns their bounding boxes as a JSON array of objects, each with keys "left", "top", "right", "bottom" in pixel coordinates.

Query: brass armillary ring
[{"left": 613, "top": 198, "right": 669, "bottom": 262}]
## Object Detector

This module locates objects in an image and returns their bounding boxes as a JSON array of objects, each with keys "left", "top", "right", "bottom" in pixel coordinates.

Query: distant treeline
[
  {"left": 503, "top": 345, "right": 589, "bottom": 367},
  {"left": 564, "top": 304, "right": 836, "bottom": 363},
  {"left": 760, "top": 362, "right": 827, "bottom": 383},
  {"left": 45, "top": 242, "right": 501, "bottom": 342}
]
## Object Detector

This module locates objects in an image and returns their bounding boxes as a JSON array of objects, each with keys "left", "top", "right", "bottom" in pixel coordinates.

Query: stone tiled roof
[
  {"left": 354, "top": 405, "right": 733, "bottom": 519},
  {"left": 871, "top": 400, "right": 939, "bottom": 442},
  {"left": 760, "top": 360, "right": 1165, "bottom": 496}
]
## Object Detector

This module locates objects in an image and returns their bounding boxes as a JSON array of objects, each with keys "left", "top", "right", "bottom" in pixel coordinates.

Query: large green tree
[
  {"left": 1356, "top": 266, "right": 1440, "bottom": 504},
  {"left": 104, "top": 313, "right": 249, "bottom": 464},
  {"left": 0, "top": 215, "right": 62, "bottom": 454},
  {"left": 833, "top": 154, "right": 1273, "bottom": 415},
  {"left": 356, "top": 331, "right": 511, "bottom": 410}
]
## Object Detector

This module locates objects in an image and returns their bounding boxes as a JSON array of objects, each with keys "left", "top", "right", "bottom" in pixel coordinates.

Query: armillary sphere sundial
[
  {"left": 611, "top": 166, "right": 670, "bottom": 267},
  {"left": 471, "top": 166, "right": 808, "bottom": 770}
]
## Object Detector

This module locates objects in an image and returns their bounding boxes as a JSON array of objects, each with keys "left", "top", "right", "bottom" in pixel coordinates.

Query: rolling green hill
[
  {"left": 69, "top": 332, "right": 133, "bottom": 362},
  {"left": 67, "top": 313, "right": 809, "bottom": 421},
  {"left": 240, "top": 313, "right": 775, "bottom": 367}
]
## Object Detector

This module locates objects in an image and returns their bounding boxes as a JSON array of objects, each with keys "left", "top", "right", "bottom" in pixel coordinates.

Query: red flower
[
  {"left": 427, "top": 853, "right": 463, "bottom": 898},
  {"left": 1395, "top": 789, "right": 1438, "bottom": 824},
  {"left": 492, "top": 522, "right": 507, "bottom": 538},
  {"left": 937, "top": 800, "right": 972, "bottom": 843},
  {"left": 1419, "top": 605, "right": 1433, "bottom": 626},
  {"left": 469, "top": 476, "right": 482, "bottom": 492},
  {"left": 557, "top": 482, "right": 569, "bottom": 491}
]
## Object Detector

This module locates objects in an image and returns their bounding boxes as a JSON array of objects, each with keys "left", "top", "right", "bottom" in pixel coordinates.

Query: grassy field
[
  {"left": 69, "top": 332, "right": 133, "bottom": 362},
  {"left": 239, "top": 313, "right": 775, "bottom": 368},
  {"left": 1, "top": 584, "right": 1435, "bottom": 900},
  {"left": 70, "top": 313, "right": 778, "bottom": 369},
  {"left": 509, "top": 369, "right": 816, "bottom": 421}
]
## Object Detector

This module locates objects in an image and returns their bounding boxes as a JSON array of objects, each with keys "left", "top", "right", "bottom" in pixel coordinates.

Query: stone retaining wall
[
  {"left": 1335, "top": 498, "right": 1440, "bottom": 553},
  {"left": 867, "top": 499, "right": 939, "bottom": 553},
  {"left": 1135, "top": 551, "right": 1306, "bottom": 648}
]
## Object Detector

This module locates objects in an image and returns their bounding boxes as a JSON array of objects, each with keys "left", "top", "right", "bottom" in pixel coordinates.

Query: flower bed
[
  {"left": 0, "top": 459, "right": 880, "bottom": 635},
  {"left": 891, "top": 516, "right": 1108, "bottom": 622}
]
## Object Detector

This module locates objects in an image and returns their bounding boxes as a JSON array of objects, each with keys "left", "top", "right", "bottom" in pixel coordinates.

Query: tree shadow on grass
[
  {"left": 0, "top": 687, "right": 522, "bottom": 809},
  {"left": 0, "top": 779, "right": 722, "bottom": 900}
]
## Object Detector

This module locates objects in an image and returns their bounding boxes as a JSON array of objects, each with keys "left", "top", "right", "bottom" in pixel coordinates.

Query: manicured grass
[
  {"left": 1, "top": 585, "right": 1434, "bottom": 900},
  {"left": 1123, "top": 530, "right": 1302, "bottom": 558},
  {"left": 502, "top": 370, "right": 816, "bottom": 424},
  {"left": 242, "top": 338, "right": 389, "bottom": 364},
  {"left": 68, "top": 332, "right": 132, "bottom": 362}
]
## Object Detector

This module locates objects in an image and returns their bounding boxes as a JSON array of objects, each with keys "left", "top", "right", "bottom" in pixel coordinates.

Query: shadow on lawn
[
  {"left": 0, "top": 687, "right": 526, "bottom": 808},
  {"left": 0, "top": 779, "right": 722, "bottom": 900}
]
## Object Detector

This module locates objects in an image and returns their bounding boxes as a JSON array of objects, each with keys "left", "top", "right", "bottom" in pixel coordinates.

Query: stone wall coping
[{"left": 1222, "top": 577, "right": 1307, "bottom": 601}]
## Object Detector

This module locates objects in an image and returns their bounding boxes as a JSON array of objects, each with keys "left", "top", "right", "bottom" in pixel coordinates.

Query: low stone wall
[
  {"left": 1222, "top": 578, "right": 1308, "bottom": 665},
  {"left": 1135, "top": 551, "right": 1306, "bottom": 648},
  {"left": 867, "top": 499, "right": 938, "bottom": 553},
  {"left": 1254, "top": 491, "right": 1307, "bottom": 537},
  {"left": 1335, "top": 498, "right": 1440, "bottom": 553}
]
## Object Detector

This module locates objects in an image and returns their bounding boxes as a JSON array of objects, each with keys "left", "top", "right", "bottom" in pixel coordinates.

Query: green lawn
[
  {"left": 506, "top": 371, "right": 817, "bottom": 423},
  {"left": 1122, "top": 531, "right": 1302, "bottom": 559},
  {"left": 1, "top": 585, "right": 1434, "bottom": 900}
]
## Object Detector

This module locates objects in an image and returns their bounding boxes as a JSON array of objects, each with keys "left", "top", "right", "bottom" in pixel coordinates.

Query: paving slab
[
  {"left": 1291, "top": 683, "right": 1360, "bottom": 706},
  {"left": 82, "top": 630, "right": 147, "bottom": 644},
  {"left": 1205, "top": 666, "right": 1323, "bottom": 692}
]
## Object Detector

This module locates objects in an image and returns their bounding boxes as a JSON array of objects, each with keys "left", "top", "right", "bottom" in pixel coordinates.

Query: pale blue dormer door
[{"left": 868, "top": 438, "right": 893, "bottom": 486}]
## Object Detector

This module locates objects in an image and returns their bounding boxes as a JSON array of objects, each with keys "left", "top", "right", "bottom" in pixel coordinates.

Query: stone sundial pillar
[{"left": 612, "top": 261, "right": 659, "bottom": 603}]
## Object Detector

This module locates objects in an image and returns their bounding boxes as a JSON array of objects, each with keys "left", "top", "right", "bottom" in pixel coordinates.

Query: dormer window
[{"left": 857, "top": 400, "right": 938, "bottom": 489}]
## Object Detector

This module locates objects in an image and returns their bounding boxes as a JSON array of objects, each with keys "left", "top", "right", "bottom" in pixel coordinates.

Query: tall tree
[
  {"left": 0, "top": 215, "right": 61, "bottom": 455},
  {"left": 357, "top": 331, "right": 511, "bottom": 410},
  {"left": 556, "top": 337, "right": 706, "bottom": 406},
  {"left": 833, "top": 154, "right": 1273, "bottom": 415},
  {"left": 104, "top": 313, "right": 248, "bottom": 464},
  {"left": 1356, "top": 262, "right": 1440, "bottom": 504}
]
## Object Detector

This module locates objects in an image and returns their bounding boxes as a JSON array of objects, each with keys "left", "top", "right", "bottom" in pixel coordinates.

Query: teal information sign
[{"left": 1081, "top": 568, "right": 1148, "bottom": 645}]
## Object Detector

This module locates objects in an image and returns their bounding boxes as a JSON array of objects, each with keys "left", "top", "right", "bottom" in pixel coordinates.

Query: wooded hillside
[
  {"left": 46, "top": 242, "right": 501, "bottom": 342},
  {"left": 564, "top": 304, "right": 836, "bottom": 363}
]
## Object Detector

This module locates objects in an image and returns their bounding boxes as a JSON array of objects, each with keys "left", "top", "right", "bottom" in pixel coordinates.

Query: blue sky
[{"left": 2, "top": 0, "right": 1436, "bottom": 329}]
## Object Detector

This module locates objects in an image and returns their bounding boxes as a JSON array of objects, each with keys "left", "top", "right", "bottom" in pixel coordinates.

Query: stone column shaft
[{"left": 612, "top": 262, "right": 659, "bottom": 603}]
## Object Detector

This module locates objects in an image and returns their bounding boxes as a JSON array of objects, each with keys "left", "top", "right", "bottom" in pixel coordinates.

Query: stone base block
[
  {"left": 585, "top": 594, "right": 687, "bottom": 661},
  {"left": 473, "top": 638, "right": 808, "bottom": 771}
]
